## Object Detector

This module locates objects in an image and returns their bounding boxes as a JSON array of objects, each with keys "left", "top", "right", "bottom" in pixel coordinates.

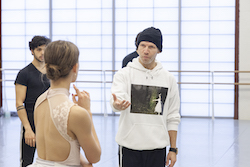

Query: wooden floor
[{"left": 1, "top": 115, "right": 250, "bottom": 167}]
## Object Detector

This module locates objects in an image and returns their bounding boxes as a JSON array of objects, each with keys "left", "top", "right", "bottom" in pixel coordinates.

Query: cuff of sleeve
[{"left": 167, "top": 123, "right": 179, "bottom": 131}]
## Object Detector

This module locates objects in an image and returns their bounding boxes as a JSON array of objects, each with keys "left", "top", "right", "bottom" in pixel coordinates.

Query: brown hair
[{"left": 44, "top": 40, "right": 79, "bottom": 81}]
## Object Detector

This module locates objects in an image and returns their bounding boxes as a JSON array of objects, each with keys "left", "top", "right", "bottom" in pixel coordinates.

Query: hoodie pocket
[{"left": 120, "top": 123, "right": 169, "bottom": 150}]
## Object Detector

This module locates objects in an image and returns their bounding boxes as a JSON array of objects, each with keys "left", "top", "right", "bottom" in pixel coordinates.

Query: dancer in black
[{"left": 15, "top": 36, "right": 51, "bottom": 167}]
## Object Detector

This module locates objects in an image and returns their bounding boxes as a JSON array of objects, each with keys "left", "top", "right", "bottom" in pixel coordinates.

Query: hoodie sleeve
[
  {"left": 110, "top": 69, "right": 130, "bottom": 112},
  {"left": 166, "top": 75, "right": 181, "bottom": 131}
]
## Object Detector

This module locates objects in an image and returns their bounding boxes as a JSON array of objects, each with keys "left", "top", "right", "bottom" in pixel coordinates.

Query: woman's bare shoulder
[
  {"left": 68, "top": 106, "right": 92, "bottom": 129},
  {"left": 70, "top": 105, "right": 90, "bottom": 119}
]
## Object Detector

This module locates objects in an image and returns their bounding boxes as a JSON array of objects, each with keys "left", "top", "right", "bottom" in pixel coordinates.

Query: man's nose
[{"left": 143, "top": 47, "right": 149, "bottom": 54}]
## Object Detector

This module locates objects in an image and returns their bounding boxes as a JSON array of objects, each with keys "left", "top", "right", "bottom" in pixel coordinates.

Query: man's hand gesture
[{"left": 112, "top": 94, "right": 131, "bottom": 110}]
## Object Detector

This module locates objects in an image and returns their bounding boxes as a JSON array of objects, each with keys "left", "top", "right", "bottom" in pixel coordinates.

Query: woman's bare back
[
  {"left": 34, "top": 88, "right": 81, "bottom": 165},
  {"left": 35, "top": 99, "right": 71, "bottom": 161}
]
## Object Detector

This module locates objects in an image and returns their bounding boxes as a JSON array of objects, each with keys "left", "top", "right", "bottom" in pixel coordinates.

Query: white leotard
[{"left": 29, "top": 88, "right": 81, "bottom": 167}]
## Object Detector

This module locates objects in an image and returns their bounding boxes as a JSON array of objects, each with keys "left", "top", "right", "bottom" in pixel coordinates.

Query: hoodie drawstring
[{"left": 146, "top": 71, "right": 154, "bottom": 80}]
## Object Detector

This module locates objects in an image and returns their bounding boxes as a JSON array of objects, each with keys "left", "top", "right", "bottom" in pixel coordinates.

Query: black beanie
[{"left": 137, "top": 27, "right": 162, "bottom": 52}]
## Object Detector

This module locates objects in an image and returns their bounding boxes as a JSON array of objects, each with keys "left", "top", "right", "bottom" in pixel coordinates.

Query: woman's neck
[{"left": 50, "top": 77, "right": 72, "bottom": 90}]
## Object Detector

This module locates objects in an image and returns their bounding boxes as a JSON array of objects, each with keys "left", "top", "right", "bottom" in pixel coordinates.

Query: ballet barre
[{"left": 1, "top": 68, "right": 250, "bottom": 119}]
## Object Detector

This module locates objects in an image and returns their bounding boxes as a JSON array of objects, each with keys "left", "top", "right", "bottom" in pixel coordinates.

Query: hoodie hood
[{"left": 127, "top": 57, "right": 163, "bottom": 79}]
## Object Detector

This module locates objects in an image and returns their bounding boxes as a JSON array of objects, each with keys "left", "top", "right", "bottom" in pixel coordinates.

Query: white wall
[{"left": 239, "top": 0, "right": 250, "bottom": 120}]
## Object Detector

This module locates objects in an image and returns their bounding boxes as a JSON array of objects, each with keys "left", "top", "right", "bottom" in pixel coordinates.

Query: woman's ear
[
  {"left": 72, "top": 63, "right": 79, "bottom": 73},
  {"left": 71, "top": 63, "right": 79, "bottom": 82}
]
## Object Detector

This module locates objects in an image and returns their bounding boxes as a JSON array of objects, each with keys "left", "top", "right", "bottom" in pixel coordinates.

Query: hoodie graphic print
[{"left": 131, "top": 84, "right": 168, "bottom": 115}]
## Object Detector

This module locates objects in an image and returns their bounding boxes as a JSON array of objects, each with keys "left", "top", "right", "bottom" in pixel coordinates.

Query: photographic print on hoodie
[{"left": 131, "top": 84, "right": 168, "bottom": 115}]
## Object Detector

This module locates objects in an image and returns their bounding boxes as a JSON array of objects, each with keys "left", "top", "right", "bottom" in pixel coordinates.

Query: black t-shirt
[
  {"left": 122, "top": 51, "right": 139, "bottom": 68},
  {"left": 15, "top": 63, "right": 50, "bottom": 113}
]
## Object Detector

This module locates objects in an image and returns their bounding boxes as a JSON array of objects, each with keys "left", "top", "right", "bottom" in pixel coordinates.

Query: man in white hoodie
[{"left": 110, "top": 27, "right": 181, "bottom": 167}]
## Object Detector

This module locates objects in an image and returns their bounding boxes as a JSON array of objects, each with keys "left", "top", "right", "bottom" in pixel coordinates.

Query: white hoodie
[{"left": 110, "top": 57, "right": 180, "bottom": 150}]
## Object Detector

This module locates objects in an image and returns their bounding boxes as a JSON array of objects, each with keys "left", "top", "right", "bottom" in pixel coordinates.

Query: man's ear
[
  {"left": 72, "top": 63, "right": 79, "bottom": 73},
  {"left": 31, "top": 49, "right": 34, "bottom": 55}
]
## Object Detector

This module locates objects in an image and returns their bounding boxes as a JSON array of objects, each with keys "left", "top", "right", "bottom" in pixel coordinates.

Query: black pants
[
  {"left": 119, "top": 146, "right": 166, "bottom": 167},
  {"left": 20, "top": 112, "right": 36, "bottom": 167}
]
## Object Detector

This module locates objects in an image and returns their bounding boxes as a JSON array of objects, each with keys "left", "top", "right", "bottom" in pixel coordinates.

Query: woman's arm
[
  {"left": 69, "top": 106, "right": 101, "bottom": 164},
  {"left": 70, "top": 85, "right": 101, "bottom": 164},
  {"left": 80, "top": 154, "right": 93, "bottom": 167}
]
